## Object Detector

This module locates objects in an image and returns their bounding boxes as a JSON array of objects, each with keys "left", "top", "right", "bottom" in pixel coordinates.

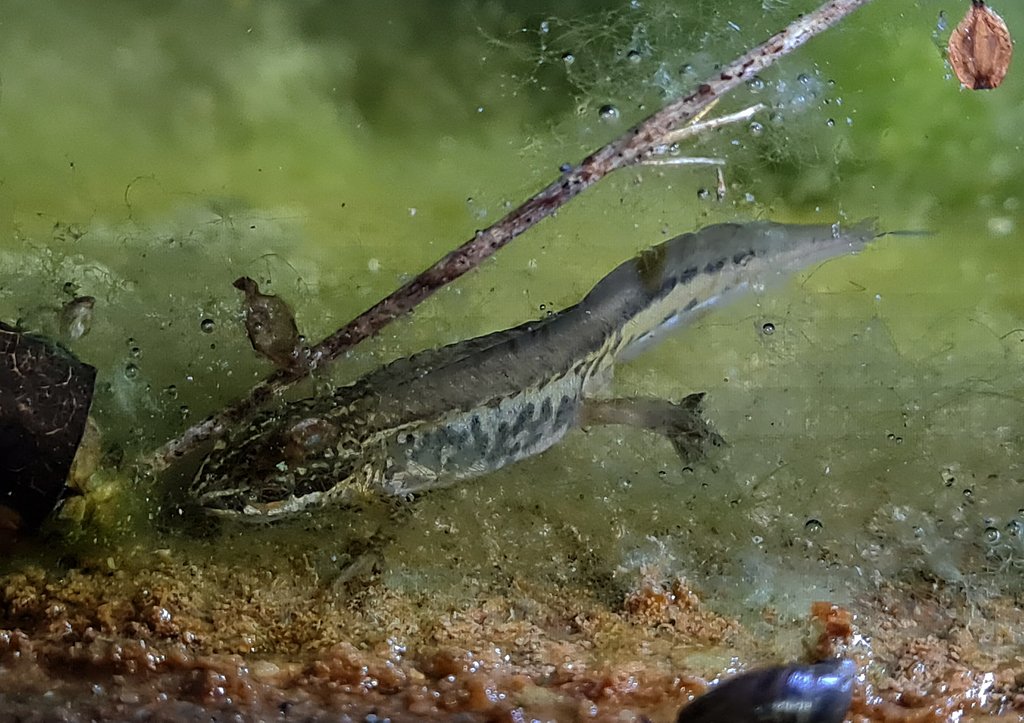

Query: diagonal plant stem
[{"left": 151, "top": 0, "right": 875, "bottom": 469}]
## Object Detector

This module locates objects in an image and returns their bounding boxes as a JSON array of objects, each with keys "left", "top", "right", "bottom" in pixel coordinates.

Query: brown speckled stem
[{"left": 151, "top": 0, "right": 874, "bottom": 469}]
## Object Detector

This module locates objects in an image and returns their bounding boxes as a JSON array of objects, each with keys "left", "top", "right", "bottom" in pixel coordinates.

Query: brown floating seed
[{"left": 948, "top": 1, "right": 1013, "bottom": 90}]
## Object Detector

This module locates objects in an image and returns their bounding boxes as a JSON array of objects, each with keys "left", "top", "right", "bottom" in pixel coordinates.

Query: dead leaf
[{"left": 948, "top": 1, "right": 1013, "bottom": 90}]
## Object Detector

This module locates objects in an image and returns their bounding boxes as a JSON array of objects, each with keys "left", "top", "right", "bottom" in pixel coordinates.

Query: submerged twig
[{"left": 151, "top": 0, "right": 874, "bottom": 468}]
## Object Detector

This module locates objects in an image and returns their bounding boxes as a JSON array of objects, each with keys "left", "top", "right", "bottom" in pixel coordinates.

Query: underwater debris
[
  {"left": 0, "top": 321, "right": 96, "bottom": 531},
  {"left": 59, "top": 295, "right": 96, "bottom": 340},
  {"left": 948, "top": 1, "right": 1013, "bottom": 90},
  {"left": 233, "top": 276, "right": 306, "bottom": 372}
]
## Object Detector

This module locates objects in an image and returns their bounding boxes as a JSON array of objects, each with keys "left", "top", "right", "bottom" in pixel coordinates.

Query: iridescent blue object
[{"left": 676, "top": 659, "right": 856, "bottom": 723}]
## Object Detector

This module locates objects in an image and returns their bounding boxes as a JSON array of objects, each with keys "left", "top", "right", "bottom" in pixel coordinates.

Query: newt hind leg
[{"left": 581, "top": 392, "right": 725, "bottom": 465}]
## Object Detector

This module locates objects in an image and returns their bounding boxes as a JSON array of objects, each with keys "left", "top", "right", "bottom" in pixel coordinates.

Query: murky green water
[{"left": 2, "top": 0, "right": 1023, "bottom": 631}]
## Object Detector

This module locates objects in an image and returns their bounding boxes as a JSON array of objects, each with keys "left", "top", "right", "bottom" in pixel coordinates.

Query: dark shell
[
  {"left": 676, "top": 659, "right": 855, "bottom": 723},
  {"left": 0, "top": 321, "right": 96, "bottom": 530}
]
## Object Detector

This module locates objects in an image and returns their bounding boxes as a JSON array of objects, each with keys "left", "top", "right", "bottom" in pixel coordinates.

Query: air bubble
[
  {"left": 626, "top": 49, "right": 642, "bottom": 63},
  {"left": 804, "top": 518, "right": 823, "bottom": 534},
  {"left": 984, "top": 526, "right": 1000, "bottom": 544},
  {"left": 124, "top": 363, "right": 139, "bottom": 380},
  {"left": 164, "top": 385, "right": 178, "bottom": 399},
  {"left": 746, "top": 77, "right": 765, "bottom": 92},
  {"left": 561, "top": 52, "right": 575, "bottom": 65},
  {"left": 826, "top": 118, "right": 835, "bottom": 127},
  {"left": 598, "top": 104, "right": 620, "bottom": 122},
  {"left": 129, "top": 346, "right": 141, "bottom": 359},
  {"left": 748, "top": 121, "right": 764, "bottom": 136},
  {"left": 200, "top": 319, "right": 215, "bottom": 333},
  {"left": 761, "top": 322, "right": 775, "bottom": 335},
  {"left": 1006, "top": 519, "right": 1023, "bottom": 537}
]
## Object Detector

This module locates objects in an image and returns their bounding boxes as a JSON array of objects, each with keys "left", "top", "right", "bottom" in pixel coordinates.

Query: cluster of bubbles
[{"left": 981, "top": 508, "right": 1024, "bottom": 574}]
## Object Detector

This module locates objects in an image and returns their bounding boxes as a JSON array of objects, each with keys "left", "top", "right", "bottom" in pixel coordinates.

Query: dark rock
[{"left": 0, "top": 321, "right": 96, "bottom": 531}]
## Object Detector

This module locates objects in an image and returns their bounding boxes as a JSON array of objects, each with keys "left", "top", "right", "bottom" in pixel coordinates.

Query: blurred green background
[{"left": 0, "top": 0, "right": 1022, "bottom": 612}]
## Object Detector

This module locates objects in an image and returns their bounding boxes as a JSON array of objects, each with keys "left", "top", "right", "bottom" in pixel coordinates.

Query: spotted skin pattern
[{"left": 191, "top": 221, "right": 878, "bottom": 520}]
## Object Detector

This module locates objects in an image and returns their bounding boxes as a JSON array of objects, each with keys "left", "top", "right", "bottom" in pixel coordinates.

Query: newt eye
[{"left": 283, "top": 417, "right": 338, "bottom": 461}]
